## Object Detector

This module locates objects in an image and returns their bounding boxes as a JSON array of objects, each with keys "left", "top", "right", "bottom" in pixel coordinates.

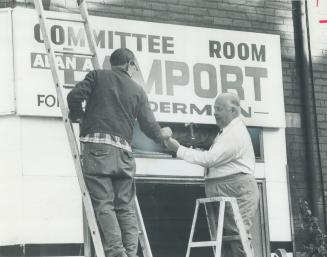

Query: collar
[
  {"left": 112, "top": 66, "right": 131, "bottom": 78},
  {"left": 220, "top": 117, "right": 242, "bottom": 135}
]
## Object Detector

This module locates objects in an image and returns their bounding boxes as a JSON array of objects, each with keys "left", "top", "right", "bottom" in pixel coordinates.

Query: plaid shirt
[{"left": 80, "top": 133, "right": 132, "bottom": 152}]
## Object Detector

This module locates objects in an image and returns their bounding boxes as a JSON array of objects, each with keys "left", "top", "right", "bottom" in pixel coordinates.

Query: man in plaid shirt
[{"left": 67, "top": 48, "right": 171, "bottom": 257}]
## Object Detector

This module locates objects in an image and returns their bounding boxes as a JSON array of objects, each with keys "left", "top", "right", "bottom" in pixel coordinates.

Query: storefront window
[
  {"left": 136, "top": 181, "right": 268, "bottom": 257},
  {"left": 131, "top": 122, "right": 263, "bottom": 160}
]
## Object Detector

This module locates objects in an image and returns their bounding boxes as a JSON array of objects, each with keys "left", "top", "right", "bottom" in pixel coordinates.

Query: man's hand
[
  {"left": 165, "top": 137, "right": 180, "bottom": 152},
  {"left": 160, "top": 127, "right": 173, "bottom": 140}
]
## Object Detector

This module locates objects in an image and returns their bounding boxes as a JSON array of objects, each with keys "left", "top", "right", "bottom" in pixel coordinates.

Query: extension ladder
[
  {"left": 33, "top": 1, "right": 153, "bottom": 257},
  {"left": 186, "top": 197, "right": 254, "bottom": 257}
]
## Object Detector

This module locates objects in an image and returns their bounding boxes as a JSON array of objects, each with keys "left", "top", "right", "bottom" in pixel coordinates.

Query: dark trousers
[
  {"left": 205, "top": 174, "right": 259, "bottom": 257},
  {"left": 82, "top": 142, "right": 138, "bottom": 257}
]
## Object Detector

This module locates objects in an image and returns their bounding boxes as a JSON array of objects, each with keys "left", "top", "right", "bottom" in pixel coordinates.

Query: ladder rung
[
  {"left": 54, "top": 50, "right": 95, "bottom": 57},
  {"left": 197, "top": 197, "right": 234, "bottom": 204},
  {"left": 189, "top": 241, "right": 217, "bottom": 248},
  {"left": 223, "top": 235, "right": 241, "bottom": 241},
  {"left": 189, "top": 236, "right": 240, "bottom": 248},
  {"left": 63, "top": 85, "right": 75, "bottom": 89},
  {"left": 46, "top": 16, "right": 86, "bottom": 23}
]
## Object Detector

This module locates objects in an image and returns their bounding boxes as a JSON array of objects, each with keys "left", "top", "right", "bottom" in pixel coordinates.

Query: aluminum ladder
[
  {"left": 33, "top": 1, "right": 153, "bottom": 256},
  {"left": 186, "top": 197, "right": 254, "bottom": 257}
]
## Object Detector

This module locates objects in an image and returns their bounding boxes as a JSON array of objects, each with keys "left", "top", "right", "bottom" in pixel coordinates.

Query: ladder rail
[
  {"left": 185, "top": 200, "right": 200, "bottom": 257},
  {"left": 135, "top": 197, "right": 153, "bottom": 257},
  {"left": 214, "top": 201, "right": 225, "bottom": 257},
  {"left": 204, "top": 201, "right": 217, "bottom": 256},
  {"left": 230, "top": 199, "right": 254, "bottom": 257},
  {"left": 77, "top": 0, "right": 101, "bottom": 70}
]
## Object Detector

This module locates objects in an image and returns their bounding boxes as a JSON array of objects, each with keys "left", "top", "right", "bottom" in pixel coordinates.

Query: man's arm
[
  {"left": 67, "top": 70, "right": 96, "bottom": 121},
  {"left": 137, "top": 92, "right": 171, "bottom": 144},
  {"left": 166, "top": 137, "right": 236, "bottom": 168}
]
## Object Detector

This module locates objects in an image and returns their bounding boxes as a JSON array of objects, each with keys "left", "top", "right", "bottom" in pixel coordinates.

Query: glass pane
[
  {"left": 248, "top": 127, "right": 263, "bottom": 160},
  {"left": 132, "top": 122, "right": 263, "bottom": 160}
]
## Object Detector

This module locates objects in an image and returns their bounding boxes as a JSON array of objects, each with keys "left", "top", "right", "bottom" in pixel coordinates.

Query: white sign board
[
  {"left": 0, "top": 9, "right": 15, "bottom": 115},
  {"left": 13, "top": 8, "right": 285, "bottom": 127},
  {"left": 307, "top": 0, "right": 327, "bottom": 47}
]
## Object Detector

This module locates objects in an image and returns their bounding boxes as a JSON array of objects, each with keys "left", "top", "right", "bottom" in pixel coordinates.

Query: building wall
[
  {"left": 73, "top": 0, "right": 304, "bottom": 251},
  {"left": 74, "top": 0, "right": 326, "bottom": 252},
  {"left": 3, "top": 0, "right": 327, "bottom": 254}
]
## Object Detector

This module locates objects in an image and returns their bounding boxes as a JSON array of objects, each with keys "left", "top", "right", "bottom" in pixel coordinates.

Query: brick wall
[
  {"left": 6, "top": 0, "right": 327, "bottom": 254},
  {"left": 307, "top": 0, "right": 327, "bottom": 229}
]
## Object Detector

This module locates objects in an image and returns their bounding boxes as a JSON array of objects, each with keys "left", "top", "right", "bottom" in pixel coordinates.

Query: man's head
[
  {"left": 110, "top": 48, "right": 138, "bottom": 76},
  {"left": 214, "top": 92, "right": 241, "bottom": 128}
]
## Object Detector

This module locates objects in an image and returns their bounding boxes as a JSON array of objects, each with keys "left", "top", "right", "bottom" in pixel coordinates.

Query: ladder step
[
  {"left": 197, "top": 197, "right": 234, "bottom": 204},
  {"left": 54, "top": 50, "right": 95, "bottom": 57},
  {"left": 63, "top": 85, "right": 74, "bottom": 89},
  {"left": 223, "top": 235, "right": 241, "bottom": 241},
  {"left": 189, "top": 236, "right": 240, "bottom": 248},
  {"left": 46, "top": 16, "right": 86, "bottom": 23},
  {"left": 190, "top": 241, "right": 217, "bottom": 248}
]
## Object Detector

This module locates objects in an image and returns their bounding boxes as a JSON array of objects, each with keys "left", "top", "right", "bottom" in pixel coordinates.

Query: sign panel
[
  {"left": 0, "top": 9, "right": 15, "bottom": 115},
  {"left": 308, "top": 0, "right": 327, "bottom": 46},
  {"left": 13, "top": 8, "right": 285, "bottom": 127}
]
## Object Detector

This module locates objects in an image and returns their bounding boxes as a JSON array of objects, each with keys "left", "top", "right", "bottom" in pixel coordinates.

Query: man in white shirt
[{"left": 166, "top": 92, "right": 259, "bottom": 257}]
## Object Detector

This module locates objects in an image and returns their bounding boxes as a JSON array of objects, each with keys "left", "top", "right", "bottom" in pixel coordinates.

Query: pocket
[
  {"left": 121, "top": 150, "right": 134, "bottom": 165},
  {"left": 224, "top": 180, "right": 250, "bottom": 197},
  {"left": 123, "top": 150, "right": 133, "bottom": 159},
  {"left": 82, "top": 143, "right": 115, "bottom": 175},
  {"left": 89, "top": 148, "right": 112, "bottom": 157},
  {"left": 119, "top": 150, "right": 135, "bottom": 177}
]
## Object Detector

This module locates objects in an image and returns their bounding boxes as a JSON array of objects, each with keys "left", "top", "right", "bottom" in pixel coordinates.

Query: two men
[
  {"left": 68, "top": 47, "right": 259, "bottom": 257},
  {"left": 166, "top": 92, "right": 259, "bottom": 257},
  {"left": 67, "top": 48, "right": 171, "bottom": 257}
]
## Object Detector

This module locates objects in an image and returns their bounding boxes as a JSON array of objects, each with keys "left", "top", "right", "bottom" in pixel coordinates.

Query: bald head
[
  {"left": 217, "top": 93, "right": 240, "bottom": 114},
  {"left": 214, "top": 92, "right": 241, "bottom": 128}
]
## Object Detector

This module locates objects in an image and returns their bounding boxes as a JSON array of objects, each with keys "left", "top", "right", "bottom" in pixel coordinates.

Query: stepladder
[
  {"left": 33, "top": 1, "right": 153, "bottom": 257},
  {"left": 186, "top": 197, "right": 254, "bottom": 257}
]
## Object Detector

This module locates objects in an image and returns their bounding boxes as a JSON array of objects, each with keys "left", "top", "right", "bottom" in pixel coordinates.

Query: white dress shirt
[{"left": 177, "top": 117, "right": 255, "bottom": 179}]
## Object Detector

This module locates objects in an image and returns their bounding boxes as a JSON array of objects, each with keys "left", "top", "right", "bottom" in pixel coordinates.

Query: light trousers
[
  {"left": 82, "top": 142, "right": 138, "bottom": 257},
  {"left": 205, "top": 174, "right": 259, "bottom": 257}
]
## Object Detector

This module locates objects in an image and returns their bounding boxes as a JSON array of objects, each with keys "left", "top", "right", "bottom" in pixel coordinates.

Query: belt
[{"left": 205, "top": 172, "right": 251, "bottom": 183}]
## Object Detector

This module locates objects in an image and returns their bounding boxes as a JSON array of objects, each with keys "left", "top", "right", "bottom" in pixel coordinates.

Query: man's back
[
  {"left": 67, "top": 67, "right": 162, "bottom": 144},
  {"left": 81, "top": 68, "right": 145, "bottom": 141}
]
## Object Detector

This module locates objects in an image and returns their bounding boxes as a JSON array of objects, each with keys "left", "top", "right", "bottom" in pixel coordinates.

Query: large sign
[
  {"left": 0, "top": 9, "right": 15, "bottom": 115},
  {"left": 13, "top": 8, "right": 285, "bottom": 127}
]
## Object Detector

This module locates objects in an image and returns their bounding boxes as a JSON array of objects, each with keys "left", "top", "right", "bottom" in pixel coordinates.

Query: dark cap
[{"left": 110, "top": 48, "right": 135, "bottom": 66}]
